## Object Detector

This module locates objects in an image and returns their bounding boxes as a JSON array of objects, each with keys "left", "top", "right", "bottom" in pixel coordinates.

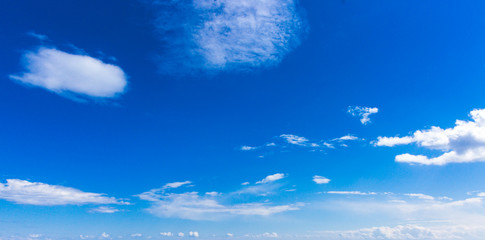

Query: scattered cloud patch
[
  {"left": 241, "top": 146, "right": 258, "bottom": 151},
  {"left": 188, "top": 232, "right": 198, "bottom": 238},
  {"left": 313, "top": 176, "right": 330, "bottom": 184},
  {"left": 163, "top": 181, "right": 192, "bottom": 190},
  {"left": 178, "top": 233, "right": 184, "bottom": 237},
  {"left": 89, "top": 206, "right": 121, "bottom": 213},
  {"left": 405, "top": 193, "right": 435, "bottom": 201},
  {"left": 10, "top": 47, "right": 127, "bottom": 100},
  {"left": 160, "top": 232, "right": 173, "bottom": 237},
  {"left": 256, "top": 173, "right": 285, "bottom": 184},
  {"left": 101, "top": 233, "right": 110, "bottom": 239},
  {"left": 348, "top": 106, "right": 379, "bottom": 125},
  {"left": 27, "top": 32, "right": 48, "bottom": 41},
  {"left": 150, "top": 0, "right": 305, "bottom": 71},
  {"left": 130, "top": 234, "right": 142, "bottom": 238},
  {"left": 326, "top": 191, "right": 376, "bottom": 195},
  {"left": 0, "top": 179, "right": 126, "bottom": 206},
  {"left": 280, "top": 134, "right": 309, "bottom": 146},
  {"left": 376, "top": 109, "right": 485, "bottom": 165}
]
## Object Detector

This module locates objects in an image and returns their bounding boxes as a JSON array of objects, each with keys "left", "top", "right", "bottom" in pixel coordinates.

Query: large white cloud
[
  {"left": 10, "top": 47, "right": 127, "bottom": 99},
  {"left": 376, "top": 109, "right": 485, "bottom": 165},
  {"left": 0, "top": 179, "right": 127, "bottom": 206},
  {"left": 151, "top": 0, "right": 305, "bottom": 71}
]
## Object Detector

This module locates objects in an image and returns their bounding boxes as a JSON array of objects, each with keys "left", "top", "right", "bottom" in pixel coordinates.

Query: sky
[{"left": 2, "top": 0, "right": 485, "bottom": 239}]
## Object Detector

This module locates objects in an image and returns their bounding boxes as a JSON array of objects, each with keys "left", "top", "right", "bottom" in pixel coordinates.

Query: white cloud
[
  {"left": 177, "top": 233, "right": 184, "bottom": 238},
  {"left": 29, "top": 234, "right": 42, "bottom": 238},
  {"left": 163, "top": 181, "right": 192, "bottom": 190},
  {"left": 326, "top": 191, "right": 377, "bottom": 195},
  {"left": 241, "top": 146, "right": 258, "bottom": 151},
  {"left": 101, "top": 233, "right": 110, "bottom": 239},
  {"left": 241, "top": 182, "right": 250, "bottom": 186},
  {"left": 0, "top": 179, "right": 126, "bottom": 206},
  {"left": 152, "top": 0, "right": 304, "bottom": 71},
  {"left": 405, "top": 193, "right": 435, "bottom": 201},
  {"left": 313, "top": 176, "right": 330, "bottom": 184},
  {"left": 130, "top": 234, "right": 142, "bottom": 238},
  {"left": 260, "top": 232, "right": 278, "bottom": 238},
  {"left": 279, "top": 134, "right": 309, "bottom": 146},
  {"left": 376, "top": 109, "right": 485, "bottom": 165},
  {"left": 348, "top": 106, "right": 379, "bottom": 125},
  {"left": 10, "top": 47, "right": 127, "bottom": 99},
  {"left": 334, "top": 135, "right": 360, "bottom": 141},
  {"left": 26, "top": 32, "right": 48, "bottom": 41},
  {"left": 160, "top": 232, "right": 173, "bottom": 237},
  {"left": 188, "top": 232, "right": 198, "bottom": 238},
  {"left": 205, "top": 191, "right": 220, "bottom": 197},
  {"left": 226, "top": 233, "right": 234, "bottom": 237},
  {"left": 138, "top": 191, "right": 299, "bottom": 220},
  {"left": 89, "top": 206, "right": 120, "bottom": 213},
  {"left": 256, "top": 173, "right": 286, "bottom": 184}
]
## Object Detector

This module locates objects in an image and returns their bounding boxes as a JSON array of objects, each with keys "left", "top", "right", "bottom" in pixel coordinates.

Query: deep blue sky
[{"left": 2, "top": 1, "right": 485, "bottom": 239}]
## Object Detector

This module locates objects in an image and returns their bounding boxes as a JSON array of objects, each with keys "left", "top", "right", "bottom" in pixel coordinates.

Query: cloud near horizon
[{"left": 0, "top": 179, "right": 127, "bottom": 206}]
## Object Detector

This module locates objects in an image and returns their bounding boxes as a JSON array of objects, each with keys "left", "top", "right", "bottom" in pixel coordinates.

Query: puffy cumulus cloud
[
  {"left": 348, "top": 106, "right": 379, "bottom": 125},
  {"left": 188, "top": 232, "right": 199, "bottom": 238},
  {"left": 376, "top": 109, "right": 485, "bottom": 165},
  {"left": 256, "top": 173, "right": 286, "bottom": 184},
  {"left": 313, "top": 175, "right": 330, "bottom": 184},
  {"left": 0, "top": 179, "right": 127, "bottom": 206},
  {"left": 151, "top": 0, "right": 305, "bottom": 71},
  {"left": 10, "top": 47, "right": 127, "bottom": 100}
]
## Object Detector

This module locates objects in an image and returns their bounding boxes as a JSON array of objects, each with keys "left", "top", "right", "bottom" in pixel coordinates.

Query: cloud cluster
[
  {"left": 376, "top": 109, "right": 485, "bottom": 165},
  {"left": 136, "top": 174, "right": 299, "bottom": 220},
  {"left": 348, "top": 106, "right": 379, "bottom": 125},
  {"left": 10, "top": 47, "right": 127, "bottom": 100},
  {"left": 151, "top": 0, "right": 305, "bottom": 71},
  {"left": 0, "top": 179, "right": 126, "bottom": 206}
]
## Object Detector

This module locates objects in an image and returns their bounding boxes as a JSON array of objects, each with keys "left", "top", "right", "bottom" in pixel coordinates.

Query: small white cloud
[
  {"left": 101, "top": 233, "right": 110, "bottom": 239},
  {"left": 256, "top": 173, "right": 286, "bottom": 184},
  {"left": 90, "top": 206, "right": 120, "bottom": 214},
  {"left": 226, "top": 233, "right": 234, "bottom": 237},
  {"left": 10, "top": 47, "right": 127, "bottom": 99},
  {"left": 27, "top": 32, "right": 48, "bottom": 41},
  {"left": 348, "top": 106, "right": 379, "bottom": 125},
  {"left": 163, "top": 181, "right": 192, "bottom": 190},
  {"left": 241, "top": 182, "right": 250, "bottom": 186},
  {"left": 241, "top": 146, "right": 258, "bottom": 151},
  {"left": 205, "top": 191, "right": 220, "bottom": 197},
  {"left": 405, "top": 193, "right": 435, "bottom": 201},
  {"left": 313, "top": 176, "right": 330, "bottom": 184},
  {"left": 280, "top": 134, "right": 309, "bottom": 146},
  {"left": 189, "top": 232, "right": 198, "bottom": 238},
  {"left": 376, "top": 109, "right": 485, "bottom": 165},
  {"left": 130, "top": 234, "right": 142, "bottom": 238},
  {"left": 160, "top": 232, "right": 173, "bottom": 237},
  {"left": 261, "top": 232, "right": 278, "bottom": 238},
  {"left": 0, "top": 179, "right": 126, "bottom": 206},
  {"left": 326, "top": 191, "right": 376, "bottom": 195},
  {"left": 177, "top": 233, "right": 184, "bottom": 238},
  {"left": 29, "top": 234, "right": 42, "bottom": 238},
  {"left": 334, "top": 135, "right": 359, "bottom": 141}
]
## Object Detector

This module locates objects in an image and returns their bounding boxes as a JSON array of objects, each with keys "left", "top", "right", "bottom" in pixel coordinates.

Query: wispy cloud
[
  {"left": 348, "top": 106, "right": 379, "bottom": 125},
  {"left": 10, "top": 47, "right": 127, "bottom": 100},
  {"left": 89, "top": 206, "right": 121, "bottom": 214},
  {"left": 136, "top": 175, "right": 300, "bottom": 220},
  {"left": 326, "top": 191, "right": 376, "bottom": 196},
  {"left": 0, "top": 179, "right": 127, "bottom": 206},
  {"left": 376, "top": 109, "right": 485, "bottom": 165},
  {"left": 150, "top": 0, "right": 305, "bottom": 72}
]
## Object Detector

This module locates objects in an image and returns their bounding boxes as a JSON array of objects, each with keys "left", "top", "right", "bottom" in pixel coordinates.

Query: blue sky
[{"left": 3, "top": 0, "right": 485, "bottom": 239}]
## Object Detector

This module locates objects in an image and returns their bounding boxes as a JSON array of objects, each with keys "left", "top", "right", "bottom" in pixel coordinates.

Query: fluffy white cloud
[
  {"left": 256, "top": 173, "right": 286, "bottom": 184},
  {"left": 260, "top": 232, "right": 278, "bottom": 238},
  {"left": 160, "top": 232, "right": 173, "bottom": 237},
  {"left": 0, "top": 179, "right": 126, "bottom": 206},
  {"left": 10, "top": 47, "right": 127, "bottom": 99},
  {"left": 188, "top": 232, "right": 198, "bottom": 238},
  {"left": 334, "top": 135, "right": 360, "bottom": 141},
  {"left": 313, "top": 176, "right": 330, "bottom": 184},
  {"left": 348, "top": 106, "right": 379, "bottom": 125},
  {"left": 376, "top": 109, "right": 485, "bottom": 165},
  {"left": 101, "top": 233, "right": 110, "bottom": 239},
  {"left": 226, "top": 233, "right": 234, "bottom": 237},
  {"left": 241, "top": 146, "right": 258, "bottom": 151},
  {"left": 326, "top": 191, "right": 376, "bottom": 195}
]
